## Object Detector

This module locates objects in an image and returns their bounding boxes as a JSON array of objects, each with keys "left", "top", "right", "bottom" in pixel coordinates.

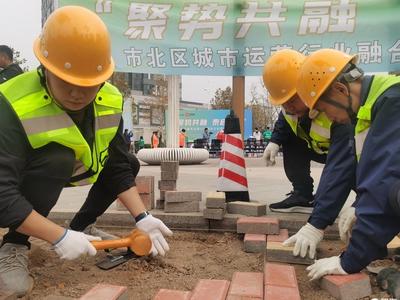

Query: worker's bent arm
[
  {"left": 118, "top": 186, "right": 146, "bottom": 218},
  {"left": 16, "top": 210, "right": 65, "bottom": 244}
]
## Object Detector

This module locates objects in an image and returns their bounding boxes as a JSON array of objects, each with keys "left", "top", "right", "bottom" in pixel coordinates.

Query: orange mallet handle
[{"left": 91, "top": 229, "right": 152, "bottom": 256}]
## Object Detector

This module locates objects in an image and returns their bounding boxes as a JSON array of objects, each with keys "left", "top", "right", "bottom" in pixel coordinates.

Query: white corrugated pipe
[{"left": 137, "top": 148, "right": 209, "bottom": 165}]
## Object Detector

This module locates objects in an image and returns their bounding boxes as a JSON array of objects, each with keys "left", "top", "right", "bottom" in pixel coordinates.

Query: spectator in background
[
  {"left": 253, "top": 127, "right": 262, "bottom": 142},
  {"left": 263, "top": 126, "right": 272, "bottom": 144},
  {"left": 123, "top": 129, "right": 132, "bottom": 151},
  {"left": 179, "top": 129, "right": 187, "bottom": 148},
  {"left": 138, "top": 136, "right": 145, "bottom": 150},
  {"left": 0, "top": 45, "right": 23, "bottom": 84},
  {"left": 151, "top": 131, "right": 159, "bottom": 148},
  {"left": 202, "top": 128, "right": 211, "bottom": 143}
]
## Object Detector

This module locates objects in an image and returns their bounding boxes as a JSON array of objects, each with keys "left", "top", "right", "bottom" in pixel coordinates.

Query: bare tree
[
  {"left": 210, "top": 86, "right": 232, "bottom": 109},
  {"left": 11, "top": 48, "right": 28, "bottom": 71}
]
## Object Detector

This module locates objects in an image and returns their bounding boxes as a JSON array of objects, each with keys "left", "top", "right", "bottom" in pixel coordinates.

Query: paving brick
[
  {"left": 156, "top": 199, "right": 165, "bottom": 209},
  {"left": 267, "top": 229, "right": 289, "bottom": 243},
  {"left": 264, "top": 285, "right": 301, "bottom": 300},
  {"left": 206, "top": 192, "right": 226, "bottom": 208},
  {"left": 266, "top": 241, "right": 314, "bottom": 265},
  {"left": 264, "top": 263, "right": 298, "bottom": 288},
  {"left": 135, "top": 176, "right": 154, "bottom": 194},
  {"left": 158, "top": 180, "right": 177, "bottom": 191},
  {"left": 227, "top": 201, "right": 266, "bottom": 216},
  {"left": 141, "top": 193, "right": 154, "bottom": 210},
  {"left": 244, "top": 234, "right": 266, "bottom": 253},
  {"left": 209, "top": 214, "right": 240, "bottom": 232},
  {"left": 237, "top": 217, "right": 280, "bottom": 234},
  {"left": 165, "top": 201, "right": 200, "bottom": 213},
  {"left": 161, "top": 171, "right": 178, "bottom": 180},
  {"left": 79, "top": 284, "right": 128, "bottom": 300},
  {"left": 153, "top": 289, "right": 192, "bottom": 300},
  {"left": 160, "top": 161, "right": 179, "bottom": 173},
  {"left": 160, "top": 190, "right": 166, "bottom": 200},
  {"left": 320, "top": 273, "right": 372, "bottom": 300},
  {"left": 226, "top": 272, "right": 264, "bottom": 300},
  {"left": 165, "top": 191, "right": 202, "bottom": 203},
  {"left": 203, "top": 208, "right": 225, "bottom": 220},
  {"left": 153, "top": 289, "right": 191, "bottom": 300},
  {"left": 190, "top": 279, "right": 230, "bottom": 300}
]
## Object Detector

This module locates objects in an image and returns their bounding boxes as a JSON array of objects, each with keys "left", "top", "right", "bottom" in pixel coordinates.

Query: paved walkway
[{"left": 55, "top": 156, "right": 356, "bottom": 213}]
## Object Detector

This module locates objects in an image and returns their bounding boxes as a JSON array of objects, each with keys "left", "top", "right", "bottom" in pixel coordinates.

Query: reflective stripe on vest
[
  {"left": 0, "top": 71, "right": 123, "bottom": 185},
  {"left": 283, "top": 109, "right": 331, "bottom": 154},
  {"left": 355, "top": 75, "right": 400, "bottom": 161}
]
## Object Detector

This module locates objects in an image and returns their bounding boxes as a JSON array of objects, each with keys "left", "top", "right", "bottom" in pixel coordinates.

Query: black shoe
[{"left": 269, "top": 191, "right": 313, "bottom": 213}]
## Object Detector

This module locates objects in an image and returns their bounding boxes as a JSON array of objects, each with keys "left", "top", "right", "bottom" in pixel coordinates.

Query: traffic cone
[{"left": 217, "top": 110, "right": 250, "bottom": 202}]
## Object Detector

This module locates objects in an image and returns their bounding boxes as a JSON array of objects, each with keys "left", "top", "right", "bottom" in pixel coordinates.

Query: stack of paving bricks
[
  {"left": 156, "top": 161, "right": 179, "bottom": 210},
  {"left": 115, "top": 176, "right": 154, "bottom": 211},
  {"left": 164, "top": 191, "right": 202, "bottom": 213},
  {"left": 203, "top": 192, "right": 226, "bottom": 220}
]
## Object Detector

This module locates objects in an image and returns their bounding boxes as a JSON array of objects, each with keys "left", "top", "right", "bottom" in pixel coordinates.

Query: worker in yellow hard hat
[
  {"left": 262, "top": 49, "right": 356, "bottom": 260},
  {"left": 298, "top": 48, "right": 400, "bottom": 280},
  {"left": 0, "top": 6, "right": 172, "bottom": 296}
]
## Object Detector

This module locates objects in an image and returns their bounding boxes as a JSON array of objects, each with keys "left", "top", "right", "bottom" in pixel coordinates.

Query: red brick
[
  {"left": 153, "top": 289, "right": 191, "bottom": 300},
  {"left": 237, "top": 217, "right": 279, "bottom": 234},
  {"left": 320, "top": 273, "right": 372, "bottom": 300},
  {"left": 267, "top": 229, "right": 289, "bottom": 243},
  {"left": 79, "top": 284, "right": 127, "bottom": 300},
  {"left": 264, "top": 263, "right": 298, "bottom": 288},
  {"left": 190, "top": 279, "right": 230, "bottom": 300},
  {"left": 264, "top": 285, "right": 301, "bottom": 300},
  {"left": 135, "top": 176, "right": 154, "bottom": 194},
  {"left": 226, "top": 272, "right": 263, "bottom": 300},
  {"left": 243, "top": 234, "right": 266, "bottom": 253}
]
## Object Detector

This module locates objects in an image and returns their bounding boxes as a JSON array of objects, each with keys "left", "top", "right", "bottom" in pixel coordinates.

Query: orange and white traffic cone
[{"left": 217, "top": 111, "right": 250, "bottom": 202}]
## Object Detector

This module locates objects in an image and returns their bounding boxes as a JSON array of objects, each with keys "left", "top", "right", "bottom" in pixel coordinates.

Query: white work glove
[
  {"left": 283, "top": 223, "right": 324, "bottom": 259},
  {"left": 53, "top": 229, "right": 100, "bottom": 260},
  {"left": 338, "top": 206, "right": 356, "bottom": 244},
  {"left": 307, "top": 256, "right": 347, "bottom": 281},
  {"left": 262, "top": 142, "right": 280, "bottom": 166},
  {"left": 136, "top": 214, "right": 173, "bottom": 257}
]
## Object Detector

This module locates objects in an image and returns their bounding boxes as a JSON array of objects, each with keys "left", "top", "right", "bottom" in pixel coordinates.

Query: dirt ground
[{"left": 5, "top": 229, "right": 394, "bottom": 299}]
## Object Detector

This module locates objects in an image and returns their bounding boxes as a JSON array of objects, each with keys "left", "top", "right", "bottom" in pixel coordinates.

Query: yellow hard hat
[
  {"left": 33, "top": 6, "right": 114, "bottom": 87},
  {"left": 297, "top": 49, "right": 358, "bottom": 110},
  {"left": 262, "top": 49, "right": 305, "bottom": 105}
]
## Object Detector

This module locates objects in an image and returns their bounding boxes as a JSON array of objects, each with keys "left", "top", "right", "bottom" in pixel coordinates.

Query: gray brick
[
  {"left": 155, "top": 199, "right": 165, "bottom": 209},
  {"left": 266, "top": 241, "right": 314, "bottom": 265},
  {"left": 161, "top": 171, "right": 178, "bottom": 180},
  {"left": 227, "top": 201, "right": 266, "bottom": 216},
  {"left": 203, "top": 208, "right": 226, "bottom": 220},
  {"left": 160, "top": 161, "right": 179, "bottom": 173},
  {"left": 158, "top": 180, "right": 177, "bottom": 191},
  {"left": 209, "top": 213, "right": 241, "bottom": 232},
  {"left": 165, "top": 191, "right": 202, "bottom": 203},
  {"left": 165, "top": 201, "right": 200, "bottom": 213},
  {"left": 160, "top": 190, "right": 166, "bottom": 200},
  {"left": 206, "top": 192, "right": 226, "bottom": 208}
]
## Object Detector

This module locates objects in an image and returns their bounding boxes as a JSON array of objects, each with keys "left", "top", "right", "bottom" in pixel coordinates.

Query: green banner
[{"left": 58, "top": 0, "right": 400, "bottom": 75}]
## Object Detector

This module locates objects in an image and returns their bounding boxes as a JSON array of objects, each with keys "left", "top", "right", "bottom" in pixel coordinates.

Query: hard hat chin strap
[{"left": 320, "top": 81, "right": 357, "bottom": 120}]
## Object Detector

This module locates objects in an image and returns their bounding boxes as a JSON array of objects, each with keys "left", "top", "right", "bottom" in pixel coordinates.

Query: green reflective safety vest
[
  {"left": 355, "top": 75, "right": 400, "bottom": 161},
  {"left": 283, "top": 110, "right": 332, "bottom": 155},
  {"left": 0, "top": 70, "right": 123, "bottom": 185}
]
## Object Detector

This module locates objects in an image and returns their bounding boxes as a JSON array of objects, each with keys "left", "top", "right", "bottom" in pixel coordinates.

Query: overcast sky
[{"left": 0, "top": 0, "right": 264, "bottom": 103}]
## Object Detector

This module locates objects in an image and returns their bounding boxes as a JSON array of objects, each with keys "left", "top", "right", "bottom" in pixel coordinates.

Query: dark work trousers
[
  {"left": 69, "top": 153, "right": 140, "bottom": 231},
  {"left": 282, "top": 131, "right": 327, "bottom": 200},
  {"left": 2, "top": 143, "right": 75, "bottom": 247}
]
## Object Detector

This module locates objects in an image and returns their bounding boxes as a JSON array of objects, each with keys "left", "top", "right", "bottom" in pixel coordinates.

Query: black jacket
[{"left": 0, "top": 63, "right": 23, "bottom": 84}]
